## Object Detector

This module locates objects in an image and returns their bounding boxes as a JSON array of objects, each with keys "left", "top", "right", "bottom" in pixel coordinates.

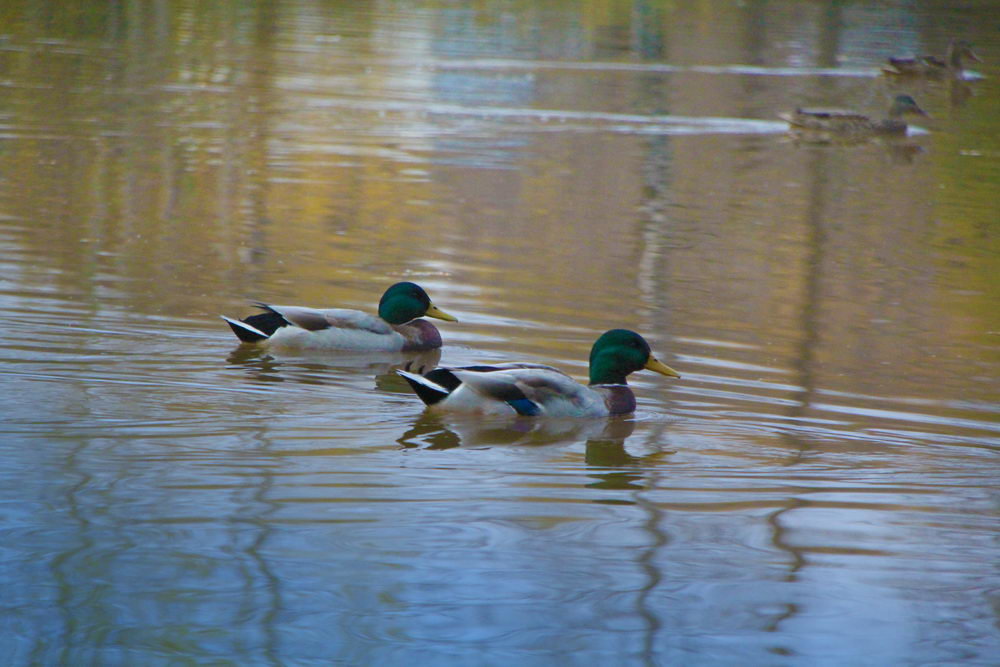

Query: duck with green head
[
  {"left": 222, "top": 281, "right": 458, "bottom": 351},
  {"left": 396, "top": 329, "right": 680, "bottom": 417},
  {"left": 779, "top": 95, "right": 928, "bottom": 135},
  {"left": 883, "top": 40, "right": 981, "bottom": 79}
]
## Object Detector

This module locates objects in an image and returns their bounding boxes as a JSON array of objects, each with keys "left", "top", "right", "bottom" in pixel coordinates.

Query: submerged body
[
  {"left": 779, "top": 94, "right": 927, "bottom": 135},
  {"left": 397, "top": 329, "right": 680, "bottom": 418},
  {"left": 222, "top": 282, "right": 458, "bottom": 351}
]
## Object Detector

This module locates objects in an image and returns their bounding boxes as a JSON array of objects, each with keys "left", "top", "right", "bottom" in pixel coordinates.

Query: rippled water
[{"left": 1, "top": 1, "right": 998, "bottom": 664}]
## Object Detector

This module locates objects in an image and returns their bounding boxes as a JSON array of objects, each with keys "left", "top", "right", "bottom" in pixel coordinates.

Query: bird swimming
[
  {"left": 883, "top": 40, "right": 981, "bottom": 79},
  {"left": 397, "top": 329, "right": 680, "bottom": 418},
  {"left": 222, "top": 281, "right": 458, "bottom": 351},
  {"left": 779, "top": 94, "right": 928, "bottom": 135}
]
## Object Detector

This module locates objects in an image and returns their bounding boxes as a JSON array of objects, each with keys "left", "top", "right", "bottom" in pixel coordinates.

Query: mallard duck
[
  {"left": 779, "top": 95, "right": 927, "bottom": 135},
  {"left": 222, "top": 281, "right": 458, "bottom": 351},
  {"left": 396, "top": 329, "right": 680, "bottom": 418},
  {"left": 883, "top": 40, "right": 981, "bottom": 78}
]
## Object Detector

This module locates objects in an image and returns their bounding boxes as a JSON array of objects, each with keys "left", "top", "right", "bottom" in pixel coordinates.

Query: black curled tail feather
[
  {"left": 397, "top": 369, "right": 454, "bottom": 406},
  {"left": 221, "top": 305, "right": 289, "bottom": 343},
  {"left": 222, "top": 316, "right": 269, "bottom": 343},
  {"left": 223, "top": 317, "right": 267, "bottom": 343},
  {"left": 424, "top": 369, "right": 462, "bottom": 393},
  {"left": 241, "top": 310, "right": 288, "bottom": 337}
]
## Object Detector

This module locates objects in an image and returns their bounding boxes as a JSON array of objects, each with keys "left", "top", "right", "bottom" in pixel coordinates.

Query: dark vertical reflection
[
  {"left": 763, "top": 498, "right": 808, "bottom": 621},
  {"left": 633, "top": 422, "right": 674, "bottom": 667},
  {"left": 786, "top": 0, "right": 841, "bottom": 438},
  {"left": 780, "top": 142, "right": 829, "bottom": 468},
  {"left": 766, "top": 1, "right": 844, "bottom": 638},
  {"left": 635, "top": 487, "right": 667, "bottom": 667},
  {"left": 46, "top": 441, "right": 94, "bottom": 666},
  {"left": 624, "top": 10, "right": 678, "bottom": 655},
  {"left": 228, "top": 0, "right": 280, "bottom": 281},
  {"left": 239, "top": 430, "right": 283, "bottom": 667},
  {"left": 220, "top": 0, "right": 291, "bottom": 626},
  {"left": 630, "top": 0, "right": 665, "bottom": 60},
  {"left": 585, "top": 419, "right": 673, "bottom": 667}
]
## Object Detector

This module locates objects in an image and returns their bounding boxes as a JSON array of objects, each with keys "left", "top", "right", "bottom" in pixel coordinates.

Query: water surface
[{"left": 1, "top": 1, "right": 998, "bottom": 664}]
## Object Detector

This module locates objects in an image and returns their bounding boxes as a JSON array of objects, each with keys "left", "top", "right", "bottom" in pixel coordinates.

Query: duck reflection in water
[
  {"left": 397, "top": 411, "right": 637, "bottom": 451},
  {"left": 397, "top": 413, "right": 671, "bottom": 492},
  {"left": 584, "top": 420, "right": 679, "bottom": 492},
  {"left": 782, "top": 131, "right": 926, "bottom": 165},
  {"left": 396, "top": 413, "right": 673, "bottom": 461},
  {"left": 227, "top": 345, "right": 441, "bottom": 387}
]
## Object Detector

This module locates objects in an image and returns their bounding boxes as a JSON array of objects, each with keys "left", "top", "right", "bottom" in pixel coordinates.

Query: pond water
[{"left": 1, "top": 1, "right": 998, "bottom": 664}]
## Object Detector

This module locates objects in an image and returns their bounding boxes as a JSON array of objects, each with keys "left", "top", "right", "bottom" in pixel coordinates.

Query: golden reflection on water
[{"left": 1, "top": 0, "right": 998, "bottom": 664}]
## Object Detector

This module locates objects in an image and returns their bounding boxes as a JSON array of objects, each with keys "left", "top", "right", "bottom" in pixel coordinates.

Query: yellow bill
[
  {"left": 645, "top": 356, "right": 680, "bottom": 378},
  {"left": 425, "top": 303, "right": 458, "bottom": 322}
]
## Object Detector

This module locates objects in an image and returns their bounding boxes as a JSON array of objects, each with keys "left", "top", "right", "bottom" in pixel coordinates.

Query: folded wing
[
  {"left": 259, "top": 305, "right": 394, "bottom": 335},
  {"left": 450, "top": 367, "right": 602, "bottom": 416}
]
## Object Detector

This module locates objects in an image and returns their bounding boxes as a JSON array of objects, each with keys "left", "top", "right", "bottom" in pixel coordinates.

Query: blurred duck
[
  {"left": 883, "top": 40, "right": 981, "bottom": 79},
  {"left": 222, "top": 281, "right": 458, "bottom": 351},
  {"left": 779, "top": 94, "right": 928, "bottom": 135},
  {"left": 397, "top": 329, "right": 680, "bottom": 418}
]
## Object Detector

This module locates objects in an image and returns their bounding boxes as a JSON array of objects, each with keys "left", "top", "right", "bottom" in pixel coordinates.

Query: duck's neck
[
  {"left": 947, "top": 44, "right": 963, "bottom": 70},
  {"left": 593, "top": 385, "right": 637, "bottom": 416},
  {"left": 395, "top": 319, "right": 442, "bottom": 351}
]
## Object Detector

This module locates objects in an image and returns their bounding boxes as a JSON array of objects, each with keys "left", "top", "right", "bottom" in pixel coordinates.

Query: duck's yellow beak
[
  {"left": 645, "top": 356, "right": 680, "bottom": 378},
  {"left": 425, "top": 303, "right": 458, "bottom": 322}
]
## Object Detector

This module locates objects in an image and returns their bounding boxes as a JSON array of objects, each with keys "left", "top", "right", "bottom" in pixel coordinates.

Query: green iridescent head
[
  {"left": 378, "top": 282, "right": 458, "bottom": 325},
  {"left": 588, "top": 329, "right": 680, "bottom": 385}
]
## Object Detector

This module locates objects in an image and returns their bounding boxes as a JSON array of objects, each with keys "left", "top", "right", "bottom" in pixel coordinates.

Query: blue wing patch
[{"left": 507, "top": 398, "right": 542, "bottom": 416}]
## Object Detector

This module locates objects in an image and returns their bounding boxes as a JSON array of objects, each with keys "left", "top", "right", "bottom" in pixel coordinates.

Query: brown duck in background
[
  {"left": 780, "top": 95, "right": 928, "bottom": 135},
  {"left": 882, "top": 40, "right": 981, "bottom": 79}
]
